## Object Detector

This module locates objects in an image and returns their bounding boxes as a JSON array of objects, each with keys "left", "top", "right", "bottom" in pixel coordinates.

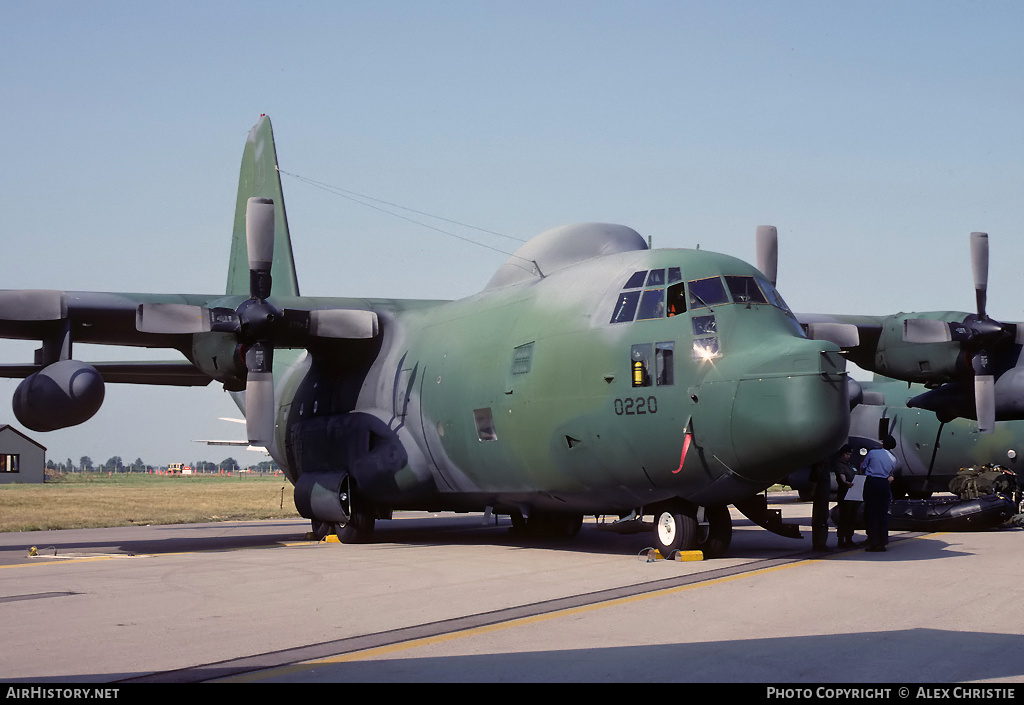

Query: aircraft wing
[
  {"left": 0, "top": 285, "right": 394, "bottom": 434},
  {"left": 0, "top": 361, "right": 211, "bottom": 386}
]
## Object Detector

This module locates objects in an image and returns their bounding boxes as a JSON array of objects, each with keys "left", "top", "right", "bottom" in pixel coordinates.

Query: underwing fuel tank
[{"left": 12, "top": 360, "right": 105, "bottom": 432}]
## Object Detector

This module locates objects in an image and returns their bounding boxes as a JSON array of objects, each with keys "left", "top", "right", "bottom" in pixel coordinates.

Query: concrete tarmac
[{"left": 0, "top": 492, "right": 1022, "bottom": 684}]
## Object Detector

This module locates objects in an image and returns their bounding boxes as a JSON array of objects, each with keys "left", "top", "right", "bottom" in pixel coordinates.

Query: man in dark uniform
[
  {"left": 832, "top": 445, "right": 858, "bottom": 548},
  {"left": 811, "top": 456, "right": 833, "bottom": 552},
  {"left": 861, "top": 436, "right": 899, "bottom": 552}
]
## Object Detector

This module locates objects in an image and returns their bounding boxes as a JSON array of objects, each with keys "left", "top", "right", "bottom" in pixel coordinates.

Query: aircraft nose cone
[{"left": 729, "top": 345, "right": 850, "bottom": 484}]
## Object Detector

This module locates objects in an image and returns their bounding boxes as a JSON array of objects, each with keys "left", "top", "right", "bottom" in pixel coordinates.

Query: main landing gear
[
  {"left": 653, "top": 501, "right": 732, "bottom": 559},
  {"left": 309, "top": 476, "right": 376, "bottom": 543}
]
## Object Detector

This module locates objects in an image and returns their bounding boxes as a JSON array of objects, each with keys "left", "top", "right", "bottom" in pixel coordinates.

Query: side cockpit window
[
  {"left": 725, "top": 276, "right": 768, "bottom": 304},
  {"left": 611, "top": 269, "right": 685, "bottom": 324},
  {"left": 610, "top": 271, "right": 648, "bottom": 324}
]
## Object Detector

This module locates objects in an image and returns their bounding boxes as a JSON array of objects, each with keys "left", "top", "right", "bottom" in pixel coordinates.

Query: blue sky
[{"left": 2, "top": 1, "right": 1022, "bottom": 467}]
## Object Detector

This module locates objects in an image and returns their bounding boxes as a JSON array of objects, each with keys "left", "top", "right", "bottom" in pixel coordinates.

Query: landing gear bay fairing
[{"left": 0, "top": 117, "right": 1013, "bottom": 557}]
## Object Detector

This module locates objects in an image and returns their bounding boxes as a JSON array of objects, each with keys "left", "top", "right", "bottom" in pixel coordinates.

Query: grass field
[{"left": 0, "top": 473, "right": 301, "bottom": 532}]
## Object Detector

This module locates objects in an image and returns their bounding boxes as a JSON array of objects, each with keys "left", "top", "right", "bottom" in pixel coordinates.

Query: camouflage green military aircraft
[{"left": 0, "top": 116, "right": 1007, "bottom": 558}]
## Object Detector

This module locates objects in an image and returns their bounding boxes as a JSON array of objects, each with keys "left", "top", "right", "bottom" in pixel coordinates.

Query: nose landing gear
[{"left": 653, "top": 501, "right": 732, "bottom": 559}]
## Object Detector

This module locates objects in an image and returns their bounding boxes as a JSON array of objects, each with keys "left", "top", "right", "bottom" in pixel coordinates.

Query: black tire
[
  {"left": 336, "top": 510, "right": 374, "bottom": 543},
  {"left": 698, "top": 504, "right": 732, "bottom": 559},
  {"left": 335, "top": 477, "right": 375, "bottom": 543},
  {"left": 654, "top": 505, "right": 698, "bottom": 557}
]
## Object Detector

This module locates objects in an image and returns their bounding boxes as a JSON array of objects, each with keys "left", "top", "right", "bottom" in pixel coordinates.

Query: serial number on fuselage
[{"left": 613, "top": 396, "right": 658, "bottom": 415}]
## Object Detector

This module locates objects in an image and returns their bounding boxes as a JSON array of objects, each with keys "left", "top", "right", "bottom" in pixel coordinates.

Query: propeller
[
  {"left": 902, "top": 232, "right": 1010, "bottom": 433},
  {"left": 755, "top": 225, "right": 778, "bottom": 287},
  {"left": 137, "top": 197, "right": 379, "bottom": 445}
]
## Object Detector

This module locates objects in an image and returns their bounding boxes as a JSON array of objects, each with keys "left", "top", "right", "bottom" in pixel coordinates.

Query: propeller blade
[
  {"left": 309, "top": 309, "right": 379, "bottom": 339},
  {"left": 975, "top": 374, "right": 995, "bottom": 433},
  {"left": 755, "top": 225, "right": 778, "bottom": 287},
  {"left": 246, "top": 197, "right": 275, "bottom": 300},
  {"left": 970, "top": 231, "right": 988, "bottom": 318},
  {"left": 0, "top": 290, "right": 66, "bottom": 321},
  {"left": 244, "top": 341, "right": 275, "bottom": 444},
  {"left": 136, "top": 304, "right": 211, "bottom": 334},
  {"left": 903, "top": 318, "right": 952, "bottom": 344},
  {"left": 245, "top": 372, "right": 275, "bottom": 444}
]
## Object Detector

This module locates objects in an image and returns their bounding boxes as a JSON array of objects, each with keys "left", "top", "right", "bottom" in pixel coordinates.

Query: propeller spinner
[{"left": 136, "top": 197, "right": 379, "bottom": 445}]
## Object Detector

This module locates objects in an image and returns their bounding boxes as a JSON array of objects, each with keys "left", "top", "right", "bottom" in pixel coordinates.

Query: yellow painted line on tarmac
[
  {"left": 222, "top": 555, "right": 817, "bottom": 683},
  {"left": 225, "top": 531, "right": 944, "bottom": 683}
]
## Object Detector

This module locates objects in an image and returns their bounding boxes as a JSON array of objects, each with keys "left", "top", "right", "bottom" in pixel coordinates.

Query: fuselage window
[
  {"left": 610, "top": 290, "right": 641, "bottom": 323},
  {"left": 691, "top": 315, "right": 719, "bottom": 361},
  {"left": 631, "top": 343, "right": 654, "bottom": 387},
  {"left": 668, "top": 267, "right": 682, "bottom": 284},
  {"left": 688, "top": 277, "right": 729, "bottom": 309},
  {"left": 636, "top": 289, "right": 665, "bottom": 320},
  {"left": 725, "top": 276, "right": 768, "bottom": 304},
  {"left": 474, "top": 408, "right": 498, "bottom": 441},
  {"left": 692, "top": 314, "right": 716, "bottom": 336},
  {"left": 655, "top": 342, "right": 674, "bottom": 385},
  {"left": 693, "top": 336, "right": 720, "bottom": 361}
]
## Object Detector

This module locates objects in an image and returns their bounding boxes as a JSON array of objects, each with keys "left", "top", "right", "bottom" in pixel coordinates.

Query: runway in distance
[{"left": 0, "top": 116, "right": 1017, "bottom": 558}]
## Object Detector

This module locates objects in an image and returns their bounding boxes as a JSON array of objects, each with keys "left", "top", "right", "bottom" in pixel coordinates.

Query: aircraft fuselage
[{"left": 270, "top": 245, "right": 850, "bottom": 521}]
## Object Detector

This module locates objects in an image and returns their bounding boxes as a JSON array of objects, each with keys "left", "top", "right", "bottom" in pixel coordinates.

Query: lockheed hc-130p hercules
[{"left": 0, "top": 116, "right": 1018, "bottom": 558}]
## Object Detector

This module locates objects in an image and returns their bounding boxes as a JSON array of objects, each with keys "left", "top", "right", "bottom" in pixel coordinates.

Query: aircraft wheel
[
  {"left": 654, "top": 506, "right": 698, "bottom": 557},
  {"left": 335, "top": 478, "right": 375, "bottom": 544},
  {"left": 698, "top": 504, "right": 732, "bottom": 559},
  {"left": 336, "top": 510, "right": 374, "bottom": 543}
]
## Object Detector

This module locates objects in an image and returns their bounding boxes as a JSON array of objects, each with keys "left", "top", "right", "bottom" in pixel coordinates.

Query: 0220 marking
[{"left": 614, "top": 396, "right": 658, "bottom": 415}]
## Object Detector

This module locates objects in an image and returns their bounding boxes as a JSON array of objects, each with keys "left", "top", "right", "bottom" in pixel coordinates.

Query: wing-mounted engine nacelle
[
  {"left": 13, "top": 360, "right": 105, "bottom": 432},
  {"left": 871, "top": 313, "right": 971, "bottom": 383},
  {"left": 191, "top": 332, "right": 247, "bottom": 391}
]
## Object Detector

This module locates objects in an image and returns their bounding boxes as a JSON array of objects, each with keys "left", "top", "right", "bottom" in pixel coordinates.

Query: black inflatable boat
[{"left": 831, "top": 494, "right": 1018, "bottom": 532}]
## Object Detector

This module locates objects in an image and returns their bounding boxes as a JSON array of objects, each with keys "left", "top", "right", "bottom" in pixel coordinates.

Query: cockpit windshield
[{"left": 609, "top": 269, "right": 793, "bottom": 324}]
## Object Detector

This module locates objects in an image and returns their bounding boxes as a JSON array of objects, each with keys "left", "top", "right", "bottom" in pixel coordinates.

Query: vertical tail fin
[{"left": 226, "top": 115, "right": 300, "bottom": 297}]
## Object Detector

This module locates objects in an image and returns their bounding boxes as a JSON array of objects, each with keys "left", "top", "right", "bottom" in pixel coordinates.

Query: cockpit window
[
  {"left": 725, "top": 276, "right": 769, "bottom": 304},
  {"left": 666, "top": 281, "right": 686, "bottom": 316},
  {"left": 636, "top": 289, "right": 665, "bottom": 320},
  {"left": 757, "top": 277, "right": 793, "bottom": 313},
  {"left": 610, "top": 290, "right": 641, "bottom": 323},
  {"left": 688, "top": 277, "right": 729, "bottom": 309},
  {"left": 645, "top": 269, "right": 665, "bottom": 287},
  {"left": 622, "top": 271, "right": 647, "bottom": 289}
]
